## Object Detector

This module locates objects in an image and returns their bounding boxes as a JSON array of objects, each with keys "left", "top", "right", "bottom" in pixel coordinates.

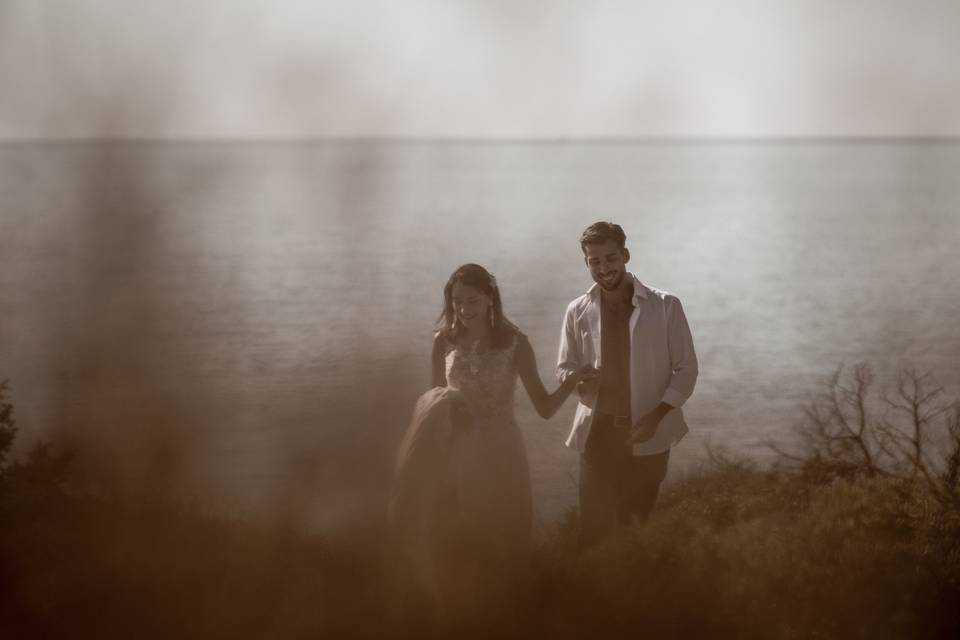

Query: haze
[{"left": 1, "top": 0, "right": 959, "bottom": 139}]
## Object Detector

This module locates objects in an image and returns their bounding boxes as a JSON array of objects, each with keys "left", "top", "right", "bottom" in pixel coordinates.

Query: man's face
[{"left": 583, "top": 240, "right": 630, "bottom": 291}]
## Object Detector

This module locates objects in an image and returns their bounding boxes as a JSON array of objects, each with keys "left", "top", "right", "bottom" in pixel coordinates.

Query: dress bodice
[{"left": 443, "top": 333, "right": 519, "bottom": 422}]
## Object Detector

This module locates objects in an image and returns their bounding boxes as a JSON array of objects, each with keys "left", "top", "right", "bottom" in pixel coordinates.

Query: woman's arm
[
  {"left": 431, "top": 333, "right": 448, "bottom": 388},
  {"left": 516, "top": 334, "right": 595, "bottom": 419}
]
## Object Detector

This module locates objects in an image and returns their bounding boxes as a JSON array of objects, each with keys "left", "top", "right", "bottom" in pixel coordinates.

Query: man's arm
[
  {"left": 661, "top": 296, "right": 698, "bottom": 408},
  {"left": 630, "top": 296, "right": 698, "bottom": 443}
]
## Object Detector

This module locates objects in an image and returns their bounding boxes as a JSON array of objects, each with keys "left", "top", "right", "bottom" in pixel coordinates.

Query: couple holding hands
[{"left": 390, "top": 221, "right": 698, "bottom": 615}]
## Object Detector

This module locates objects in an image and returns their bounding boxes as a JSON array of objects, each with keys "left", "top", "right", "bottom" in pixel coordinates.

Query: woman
[{"left": 389, "top": 263, "right": 596, "bottom": 620}]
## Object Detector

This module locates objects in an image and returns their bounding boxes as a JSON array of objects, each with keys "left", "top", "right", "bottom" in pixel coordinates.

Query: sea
[{"left": 2, "top": 140, "right": 959, "bottom": 528}]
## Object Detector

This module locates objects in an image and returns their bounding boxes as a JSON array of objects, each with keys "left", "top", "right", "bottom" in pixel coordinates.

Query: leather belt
[{"left": 594, "top": 411, "right": 631, "bottom": 429}]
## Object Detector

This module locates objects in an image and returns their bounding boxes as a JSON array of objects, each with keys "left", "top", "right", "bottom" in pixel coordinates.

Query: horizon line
[{"left": 2, "top": 134, "right": 959, "bottom": 146}]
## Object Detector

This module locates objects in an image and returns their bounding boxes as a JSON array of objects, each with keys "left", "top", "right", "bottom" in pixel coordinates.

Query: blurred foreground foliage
[{"left": 2, "top": 369, "right": 959, "bottom": 639}]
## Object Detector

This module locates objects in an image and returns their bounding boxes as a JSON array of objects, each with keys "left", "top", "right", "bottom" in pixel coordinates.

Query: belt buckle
[{"left": 612, "top": 415, "right": 631, "bottom": 429}]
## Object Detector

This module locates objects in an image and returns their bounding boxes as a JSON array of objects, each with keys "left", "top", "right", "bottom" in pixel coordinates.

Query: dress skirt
[{"left": 388, "top": 386, "right": 532, "bottom": 618}]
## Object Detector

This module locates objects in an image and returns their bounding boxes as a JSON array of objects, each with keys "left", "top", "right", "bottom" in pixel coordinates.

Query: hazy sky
[{"left": 1, "top": 0, "right": 959, "bottom": 139}]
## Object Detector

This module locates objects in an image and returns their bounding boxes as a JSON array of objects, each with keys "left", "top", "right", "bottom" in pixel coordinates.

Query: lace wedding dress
[{"left": 389, "top": 332, "right": 532, "bottom": 616}]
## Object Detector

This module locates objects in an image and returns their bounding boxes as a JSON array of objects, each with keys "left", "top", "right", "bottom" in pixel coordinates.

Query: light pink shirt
[{"left": 557, "top": 273, "right": 699, "bottom": 455}]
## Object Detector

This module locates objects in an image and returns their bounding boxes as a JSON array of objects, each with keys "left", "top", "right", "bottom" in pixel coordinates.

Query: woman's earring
[{"left": 488, "top": 305, "right": 495, "bottom": 329}]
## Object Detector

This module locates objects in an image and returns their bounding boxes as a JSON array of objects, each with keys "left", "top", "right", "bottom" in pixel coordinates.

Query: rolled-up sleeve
[
  {"left": 556, "top": 301, "right": 581, "bottom": 383},
  {"left": 661, "top": 297, "right": 698, "bottom": 407}
]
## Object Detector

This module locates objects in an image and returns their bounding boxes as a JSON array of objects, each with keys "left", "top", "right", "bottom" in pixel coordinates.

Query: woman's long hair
[{"left": 435, "top": 263, "right": 518, "bottom": 350}]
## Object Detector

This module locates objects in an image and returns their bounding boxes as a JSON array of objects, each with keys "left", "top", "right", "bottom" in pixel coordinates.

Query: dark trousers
[{"left": 578, "top": 413, "right": 670, "bottom": 550}]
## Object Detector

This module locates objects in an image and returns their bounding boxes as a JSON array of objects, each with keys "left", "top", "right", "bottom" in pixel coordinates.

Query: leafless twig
[{"left": 768, "top": 363, "right": 960, "bottom": 509}]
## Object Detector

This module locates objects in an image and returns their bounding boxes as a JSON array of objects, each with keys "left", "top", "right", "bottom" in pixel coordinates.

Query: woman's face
[{"left": 451, "top": 282, "right": 491, "bottom": 330}]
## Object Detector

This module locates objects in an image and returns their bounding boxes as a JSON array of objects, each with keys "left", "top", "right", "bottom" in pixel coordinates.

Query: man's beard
[{"left": 596, "top": 270, "right": 624, "bottom": 291}]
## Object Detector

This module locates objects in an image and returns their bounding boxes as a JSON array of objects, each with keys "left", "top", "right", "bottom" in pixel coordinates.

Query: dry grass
[{"left": 2, "top": 373, "right": 960, "bottom": 639}]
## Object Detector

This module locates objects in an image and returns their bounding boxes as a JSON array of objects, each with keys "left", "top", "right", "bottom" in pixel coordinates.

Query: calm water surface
[{"left": 2, "top": 141, "right": 959, "bottom": 527}]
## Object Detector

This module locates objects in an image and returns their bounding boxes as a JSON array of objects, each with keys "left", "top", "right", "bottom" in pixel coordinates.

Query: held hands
[
  {"left": 575, "top": 365, "right": 600, "bottom": 397},
  {"left": 575, "top": 365, "right": 600, "bottom": 382}
]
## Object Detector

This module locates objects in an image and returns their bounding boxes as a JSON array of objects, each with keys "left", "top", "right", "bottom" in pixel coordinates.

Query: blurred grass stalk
[{"left": 1, "top": 367, "right": 959, "bottom": 639}]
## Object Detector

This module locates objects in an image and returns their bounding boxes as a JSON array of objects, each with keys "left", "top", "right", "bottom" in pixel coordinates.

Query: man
[{"left": 557, "top": 221, "right": 698, "bottom": 550}]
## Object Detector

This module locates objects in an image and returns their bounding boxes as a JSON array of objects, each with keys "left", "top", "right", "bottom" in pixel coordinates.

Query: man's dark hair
[{"left": 579, "top": 221, "right": 626, "bottom": 252}]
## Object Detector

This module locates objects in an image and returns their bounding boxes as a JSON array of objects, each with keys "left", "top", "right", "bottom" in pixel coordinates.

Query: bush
[
  {"left": 543, "top": 465, "right": 960, "bottom": 639},
  {"left": 768, "top": 363, "right": 960, "bottom": 508}
]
